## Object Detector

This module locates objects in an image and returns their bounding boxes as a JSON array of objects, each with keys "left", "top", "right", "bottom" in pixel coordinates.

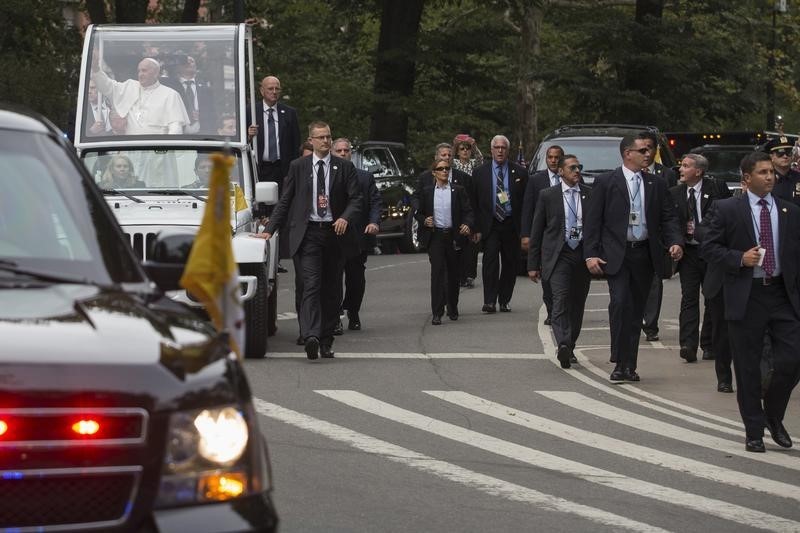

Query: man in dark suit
[
  {"left": 528, "top": 155, "right": 592, "bottom": 368},
  {"left": 701, "top": 151, "right": 800, "bottom": 452},
  {"left": 258, "top": 121, "right": 362, "bottom": 360},
  {"left": 521, "top": 144, "right": 564, "bottom": 324},
  {"left": 670, "top": 153, "right": 731, "bottom": 363},
  {"left": 163, "top": 54, "right": 217, "bottom": 135},
  {"left": 765, "top": 136, "right": 800, "bottom": 206},
  {"left": 416, "top": 156, "right": 475, "bottom": 323},
  {"left": 249, "top": 76, "right": 301, "bottom": 189},
  {"left": 639, "top": 131, "right": 679, "bottom": 342},
  {"left": 584, "top": 134, "right": 684, "bottom": 381},
  {"left": 473, "top": 135, "right": 528, "bottom": 313},
  {"left": 332, "top": 137, "right": 383, "bottom": 331}
]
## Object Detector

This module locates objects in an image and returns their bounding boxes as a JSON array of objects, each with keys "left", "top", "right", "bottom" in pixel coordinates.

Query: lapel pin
[
  {"left": 782, "top": 207, "right": 787, "bottom": 213},
  {"left": 281, "top": 109, "right": 285, "bottom": 114},
  {"left": 703, "top": 194, "right": 709, "bottom": 199},
  {"left": 333, "top": 165, "right": 338, "bottom": 170}
]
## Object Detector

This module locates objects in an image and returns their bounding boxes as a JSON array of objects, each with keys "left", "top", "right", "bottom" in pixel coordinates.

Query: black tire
[
  {"left": 240, "top": 263, "right": 268, "bottom": 359},
  {"left": 267, "top": 271, "right": 278, "bottom": 336},
  {"left": 399, "top": 212, "right": 423, "bottom": 253}
]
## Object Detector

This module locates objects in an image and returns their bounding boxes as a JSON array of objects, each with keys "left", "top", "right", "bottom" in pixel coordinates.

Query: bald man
[{"left": 91, "top": 56, "right": 188, "bottom": 135}]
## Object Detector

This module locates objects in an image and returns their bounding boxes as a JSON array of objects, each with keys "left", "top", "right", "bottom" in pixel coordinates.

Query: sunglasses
[
  {"left": 434, "top": 166, "right": 450, "bottom": 172},
  {"left": 628, "top": 147, "right": 650, "bottom": 154},
  {"left": 774, "top": 149, "right": 792, "bottom": 157},
  {"left": 567, "top": 164, "right": 583, "bottom": 172}
]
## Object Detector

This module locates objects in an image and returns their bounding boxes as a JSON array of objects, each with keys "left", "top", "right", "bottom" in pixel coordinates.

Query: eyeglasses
[
  {"left": 774, "top": 149, "right": 791, "bottom": 157},
  {"left": 311, "top": 135, "right": 332, "bottom": 141},
  {"left": 567, "top": 164, "right": 583, "bottom": 172},
  {"left": 627, "top": 147, "right": 650, "bottom": 154},
  {"left": 458, "top": 145, "right": 471, "bottom": 150},
  {"left": 434, "top": 166, "right": 450, "bottom": 172},
  {"left": 491, "top": 146, "right": 508, "bottom": 150}
]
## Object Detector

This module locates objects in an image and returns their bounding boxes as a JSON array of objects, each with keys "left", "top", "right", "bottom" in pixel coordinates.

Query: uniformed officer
[{"left": 764, "top": 136, "right": 800, "bottom": 206}]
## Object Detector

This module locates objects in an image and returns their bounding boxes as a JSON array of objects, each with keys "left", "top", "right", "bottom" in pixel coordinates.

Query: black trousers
[
  {"left": 428, "top": 231, "right": 461, "bottom": 316},
  {"left": 542, "top": 279, "right": 553, "bottom": 319},
  {"left": 258, "top": 160, "right": 283, "bottom": 187},
  {"left": 549, "top": 244, "right": 591, "bottom": 349},
  {"left": 607, "top": 245, "right": 654, "bottom": 371},
  {"left": 460, "top": 239, "right": 479, "bottom": 282},
  {"left": 482, "top": 218, "right": 518, "bottom": 306},
  {"left": 296, "top": 224, "right": 345, "bottom": 347},
  {"left": 727, "top": 278, "right": 800, "bottom": 439},
  {"left": 342, "top": 250, "right": 369, "bottom": 315},
  {"left": 700, "top": 305, "right": 713, "bottom": 352},
  {"left": 706, "top": 290, "right": 733, "bottom": 385},
  {"left": 642, "top": 274, "right": 662, "bottom": 334},
  {"left": 677, "top": 245, "right": 706, "bottom": 353}
]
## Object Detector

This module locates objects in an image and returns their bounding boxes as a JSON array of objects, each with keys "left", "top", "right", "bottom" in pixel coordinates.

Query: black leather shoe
[
  {"left": 623, "top": 368, "right": 641, "bottom": 381},
  {"left": 609, "top": 368, "right": 625, "bottom": 381},
  {"left": 680, "top": 346, "right": 697, "bottom": 363},
  {"left": 557, "top": 344, "right": 571, "bottom": 369},
  {"left": 431, "top": 316, "right": 442, "bottom": 325},
  {"left": 544, "top": 316, "right": 552, "bottom": 326},
  {"left": 702, "top": 350, "right": 715, "bottom": 360},
  {"left": 570, "top": 355, "right": 578, "bottom": 364},
  {"left": 333, "top": 319, "right": 344, "bottom": 336},
  {"left": 277, "top": 263, "right": 288, "bottom": 273},
  {"left": 766, "top": 419, "right": 793, "bottom": 448},
  {"left": 348, "top": 317, "right": 361, "bottom": 330},
  {"left": 609, "top": 356, "right": 617, "bottom": 363},
  {"left": 464, "top": 277, "right": 475, "bottom": 288},
  {"left": 499, "top": 303, "right": 511, "bottom": 312},
  {"left": 717, "top": 382, "right": 734, "bottom": 393},
  {"left": 644, "top": 330, "right": 659, "bottom": 342},
  {"left": 320, "top": 345, "right": 335, "bottom": 359},
  {"left": 482, "top": 304, "right": 496, "bottom": 314},
  {"left": 304, "top": 336, "right": 320, "bottom": 360},
  {"left": 296, "top": 335, "right": 304, "bottom": 346},
  {"left": 448, "top": 314, "right": 459, "bottom": 321},
  {"left": 745, "top": 438, "right": 766, "bottom": 453}
]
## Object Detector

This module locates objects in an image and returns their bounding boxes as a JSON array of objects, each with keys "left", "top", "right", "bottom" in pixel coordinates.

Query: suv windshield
[
  {"left": 0, "top": 130, "right": 143, "bottom": 285},
  {"left": 533, "top": 138, "right": 621, "bottom": 173}
]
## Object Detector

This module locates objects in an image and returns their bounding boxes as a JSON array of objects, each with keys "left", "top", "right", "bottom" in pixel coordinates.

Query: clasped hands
[
  {"left": 423, "top": 216, "right": 470, "bottom": 235},
  {"left": 254, "top": 217, "right": 350, "bottom": 240}
]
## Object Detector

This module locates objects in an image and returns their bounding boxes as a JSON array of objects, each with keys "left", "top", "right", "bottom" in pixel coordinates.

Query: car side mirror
[
  {"left": 142, "top": 229, "right": 196, "bottom": 292},
  {"left": 255, "top": 181, "right": 279, "bottom": 205}
]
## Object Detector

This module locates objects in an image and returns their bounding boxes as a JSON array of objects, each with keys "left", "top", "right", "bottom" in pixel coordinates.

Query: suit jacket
[
  {"left": 162, "top": 77, "right": 217, "bottom": 134},
  {"left": 700, "top": 195, "right": 800, "bottom": 321},
  {"left": 412, "top": 168, "right": 473, "bottom": 211},
  {"left": 528, "top": 183, "right": 592, "bottom": 280},
  {"left": 354, "top": 168, "right": 383, "bottom": 251},
  {"left": 652, "top": 162, "right": 678, "bottom": 188},
  {"left": 254, "top": 101, "right": 300, "bottom": 179},
  {"left": 472, "top": 161, "right": 528, "bottom": 236},
  {"left": 583, "top": 167, "right": 683, "bottom": 277},
  {"left": 669, "top": 177, "right": 731, "bottom": 239},
  {"left": 414, "top": 183, "right": 474, "bottom": 249},
  {"left": 772, "top": 168, "right": 800, "bottom": 207},
  {"left": 695, "top": 203, "right": 723, "bottom": 298},
  {"left": 265, "top": 155, "right": 362, "bottom": 257},
  {"left": 520, "top": 170, "right": 558, "bottom": 239}
]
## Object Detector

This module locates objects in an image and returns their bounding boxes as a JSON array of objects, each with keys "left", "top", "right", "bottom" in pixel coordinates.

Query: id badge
[
  {"left": 686, "top": 220, "right": 695, "bottom": 235},
  {"left": 497, "top": 190, "right": 509, "bottom": 205},
  {"left": 318, "top": 195, "right": 328, "bottom": 209},
  {"left": 629, "top": 211, "right": 641, "bottom": 225},
  {"left": 569, "top": 226, "right": 581, "bottom": 240}
]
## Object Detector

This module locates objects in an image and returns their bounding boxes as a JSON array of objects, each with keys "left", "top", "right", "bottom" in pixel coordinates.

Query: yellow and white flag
[{"left": 180, "top": 152, "right": 244, "bottom": 358}]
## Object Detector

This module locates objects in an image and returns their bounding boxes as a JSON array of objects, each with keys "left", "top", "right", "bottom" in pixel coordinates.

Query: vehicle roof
[
  {"left": 355, "top": 140, "right": 407, "bottom": 149},
  {"left": 545, "top": 124, "right": 662, "bottom": 139},
  {"left": 0, "top": 106, "right": 60, "bottom": 136},
  {"left": 690, "top": 144, "right": 758, "bottom": 152}
]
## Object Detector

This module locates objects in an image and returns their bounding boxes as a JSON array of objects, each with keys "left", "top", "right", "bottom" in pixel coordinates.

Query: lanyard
[
  {"left": 564, "top": 189, "right": 581, "bottom": 221},
  {"left": 628, "top": 175, "right": 641, "bottom": 205}
]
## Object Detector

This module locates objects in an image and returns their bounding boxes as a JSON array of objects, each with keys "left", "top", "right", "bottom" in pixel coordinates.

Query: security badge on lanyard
[
  {"left": 497, "top": 189, "right": 509, "bottom": 206},
  {"left": 629, "top": 211, "right": 641, "bottom": 226},
  {"left": 569, "top": 224, "right": 582, "bottom": 240}
]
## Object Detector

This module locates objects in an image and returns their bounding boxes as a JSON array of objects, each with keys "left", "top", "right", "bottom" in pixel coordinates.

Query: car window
[
  {"left": 699, "top": 150, "right": 751, "bottom": 179},
  {"left": 533, "top": 139, "right": 621, "bottom": 173},
  {"left": 361, "top": 148, "right": 397, "bottom": 178}
]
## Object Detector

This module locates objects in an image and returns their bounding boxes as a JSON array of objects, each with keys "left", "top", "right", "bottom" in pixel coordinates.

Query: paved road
[{"left": 245, "top": 253, "right": 800, "bottom": 533}]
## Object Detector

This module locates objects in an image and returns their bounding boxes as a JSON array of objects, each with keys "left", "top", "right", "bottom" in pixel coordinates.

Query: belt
[
  {"left": 432, "top": 227, "right": 452, "bottom": 233},
  {"left": 261, "top": 159, "right": 281, "bottom": 165},
  {"left": 753, "top": 275, "right": 782, "bottom": 286},
  {"left": 307, "top": 221, "right": 333, "bottom": 228},
  {"left": 626, "top": 239, "right": 649, "bottom": 249}
]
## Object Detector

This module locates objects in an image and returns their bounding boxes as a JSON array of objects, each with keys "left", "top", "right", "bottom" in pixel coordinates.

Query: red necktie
[{"left": 758, "top": 199, "right": 775, "bottom": 277}]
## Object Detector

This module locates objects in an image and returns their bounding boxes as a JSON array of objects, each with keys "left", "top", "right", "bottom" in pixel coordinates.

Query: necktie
[
  {"left": 631, "top": 173, "right": 643, "bottom": 240},
  {"left": 688, "top": 187, "right": 698, "bottom": 236},
  {"left": 758, "top": 199, "right": 775, "bottom": 277},
  {"left": 566, "top": 189, "right": 579, "bottom": 249},
  {"left": 183, "top": 80, "right": 196, "bottom": 119},
  {"left": 316, "top": 160, "right": 327, "bottom": 217},
  {"left": 494, "top": 168, "right": 506, "bottom": 221},
  {"left": 267, "top": 108, "right": 278, "bottom": 162}
]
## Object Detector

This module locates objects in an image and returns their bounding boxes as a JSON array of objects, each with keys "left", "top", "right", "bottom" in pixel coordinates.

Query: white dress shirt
[
  {"left": 433, "top": 182, "right": 453, "bottom": 228},
  {"left": 262, "top": 103, "right": 281, "bottom": 162},
  {"left": 747, "top": 190, "right": 780, "bottom": 277},
  {"left": 561, "top": 181, "right": 582, "bottom": 241},
  {"left": 310, "top": 154, "right": 333, "bottom": 222},
  {"left": 622, "top": 165, "right": 648, "bottom": 241}
]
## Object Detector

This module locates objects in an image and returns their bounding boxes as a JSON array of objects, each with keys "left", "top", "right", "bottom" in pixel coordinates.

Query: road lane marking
[
  {"left": 425, "top": 390, "right": 800, "bottom": 502},
  {"left": 316, "top": 390, "right": 800, "bottom": 532},
  {"left": 539, "top": 391, "right": 800, "bottom": 470},
  {"left": 266, "top": 352, "right": 548, "bottom": 359},
  {"left": 276, "top": 312, "right": 298, "bottom": 321},
  {"left": 537, "top": 304, "right": 745, "bottom": 436},
  {"left": 252, "top": 398, "right": 667, "bottom": 533}
]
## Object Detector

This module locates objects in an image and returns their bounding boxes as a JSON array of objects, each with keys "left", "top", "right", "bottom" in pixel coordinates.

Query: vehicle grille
[{"left": 124, "top": 231, "right": 157, "bottom": 260}]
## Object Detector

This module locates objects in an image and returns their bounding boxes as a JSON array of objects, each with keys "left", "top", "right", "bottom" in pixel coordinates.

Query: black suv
[
  {"left": 528, "top": 124, "right": 677, "bottom": 184},
  {"left": 350, "top": 141, "right": 421, "bottom": 252},
  {"left": 0, "top": 107, "right": 277, "bottom": 532},
  {"left": 689, "top": 144, "right": 757, "bottom": 191}
]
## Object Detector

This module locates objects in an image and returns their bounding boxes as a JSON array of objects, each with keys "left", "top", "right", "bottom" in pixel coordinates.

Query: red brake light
[
  {"left": 0, "top": 420, "right": 7, "bottom": 436},
  {"left": 669, "top": 139, "right": 675, "bottom": 146},
  {"left": 72, "top": 419, "right": 100, "bottom": 436}
]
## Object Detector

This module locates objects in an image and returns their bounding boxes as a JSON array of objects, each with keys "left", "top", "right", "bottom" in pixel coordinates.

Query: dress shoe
[
  {"left": 333, "top": 319, "right": 344, "bottom": 336},
  {"left": 702, "top": 350, "right": 715, "bottom": 360},
  {"left": 304, "top": 336, "right": 320, "bottom": 360},
  {"left": 277, "top": 263, "right": 288, "bottom": 273},
  {"left": 569, "top": 355, "right": 578, "bottom": 364},
  {"left": 448, "top": 313, "right": 459, "bottom": 321},
  {"left": 609, "top": 356, "right": 617, "bottom": 363},
  {"left": 557, "top": 344, "right": 571, "bottom": 369},
  {"left": 679, "top": 346, "right": 697, "bottom": 363},
  {"left": 499, "top": 303, "right": 511, "bottom": 312},
  {"left": 745, "top": 438, "right": 766, "bottom": 453},
  {"left": 431, "top": 316, "right": 442, "bottom": 325},
  {"left": 348, "top": 314, "right": 361, "bottom": 331},
  {"left": 623, "top": 368, "right": 640, "bottom": 382},
  {"left": 320, "top": 345, "right": 335, "bottom": 359},
  {"left": 482, "top": 304, "right": 496, "bottom": 314},
  {"left": 609, "top": 368, "right": 625, "bottom": 381},
  {"left": 296, "top": 335, "right": 304, "bottom": 346},
  {"left": 464, "top": 277, "right": 475, "bottom": 289},
  {"left": 766, "top": 419, "right": 793, "bottom": 448},
  {"left": 543, "top": 316, "right": 551, "bottom": 326},
  {"left": 717, "top": 382, "right": 734, "bottom": 393},
  {"left": 644, "top": 330, "right": 659, "bottom": 342}
]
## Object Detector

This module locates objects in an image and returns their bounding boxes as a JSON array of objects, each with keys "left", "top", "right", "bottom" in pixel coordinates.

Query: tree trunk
[
  {"left": 115, "top": 0, "right": 148, "bottom": 23},
  {"left": 85, "top": 0, "right": 107, "bottom": 24},
  {"left": 510, "top": 1, "right": 546, "bottom": 162},
  {"left": 181, "top": 0, "right": 201, "bottom": 23},
  {"left": 369, "top": 0, "right": 425, "bottom": 143},
  {"left": 635, "top": 0, "right": 664, "bottom": 24}
]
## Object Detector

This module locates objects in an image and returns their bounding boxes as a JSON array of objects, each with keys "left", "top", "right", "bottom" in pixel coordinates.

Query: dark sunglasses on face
[
  {"left": 628, "top": 147, "right": 650, "bottom": 154},
  {"left": 567, "top": 164, "right": 583, "bottom": 172},
  {"left": 774, "top": 149, "right": 791, "bottom": 157},
  {"left": 434, "top": 166, "right": 450, "bottom": 172}
]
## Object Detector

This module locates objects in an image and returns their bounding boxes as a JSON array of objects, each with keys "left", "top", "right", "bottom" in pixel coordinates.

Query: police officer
[{"left": 764, "top": 136, "right": 800, "bottom": 206}]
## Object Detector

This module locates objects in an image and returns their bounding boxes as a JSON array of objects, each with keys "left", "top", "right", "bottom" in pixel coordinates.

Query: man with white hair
[{"left": 91, "top": 55, "right": 189, "bottom": 135}]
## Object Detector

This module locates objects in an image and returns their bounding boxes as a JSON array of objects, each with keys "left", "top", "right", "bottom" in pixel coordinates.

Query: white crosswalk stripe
[
  {"left": 252, "top": 398, "right": 669, "bottom": 533},
  {"left": 266, "top": 352, "right": 548, "bottom": 359},
  {"left": 315, "top": 390, "right": 800, "bottom": 532}
]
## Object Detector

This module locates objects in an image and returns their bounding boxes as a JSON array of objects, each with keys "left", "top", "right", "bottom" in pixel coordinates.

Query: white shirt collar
[
  {"left": 560, "top": 180, "right": 578, "bottom": 193},
  {"left": 312, "top": 153, "right": 331, "bottom": 168},
  {"left": 747, "top": 189, "right": 773, "bottom": 208},
  {"left": 622, "top": 165, "right": 640, "bottom": 180}
]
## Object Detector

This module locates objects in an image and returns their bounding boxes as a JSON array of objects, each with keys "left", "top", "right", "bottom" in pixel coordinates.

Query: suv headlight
[{"left": 156, "top": 405, "right": 253, "bottom": 507}]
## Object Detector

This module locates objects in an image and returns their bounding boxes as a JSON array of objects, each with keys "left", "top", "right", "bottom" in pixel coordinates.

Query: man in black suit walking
[
  {"left": 332, "top": 137, "right": 383, "bottom": 331},
  {"left": 258, "top": 121, "right": 362, "bottom": 360},
  {"left": 473, "top": 135, "right": 528, "bottom": 313},
  {"left": 521, "top": 144, "right": 564, "bottom": 324},
  {"left": 249, "top": 76, "right": 301, "bottom": 189},
  {"left": 528, "top": 155, "right": 592, "bottom": 369},
  {"left": 670, "top": 154, "right": 731, "bottom": 363},
  {"left": 701, "top": 151, "right": 800, "bottom": 452},
  {"left": 584, "top": 135, "right": 684, "bottom": 381}
]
